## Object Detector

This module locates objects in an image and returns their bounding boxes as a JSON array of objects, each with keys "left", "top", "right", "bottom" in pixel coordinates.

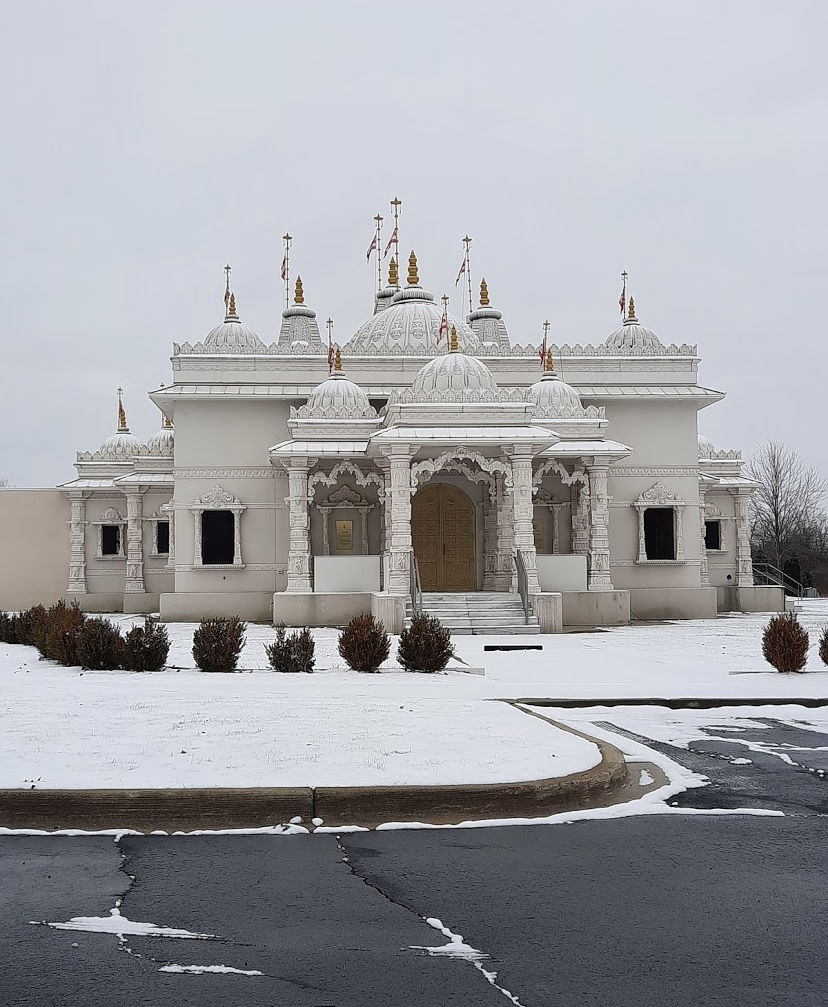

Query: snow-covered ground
[{"left": 1, "top": 601, "right": 827, "bottom": 791}]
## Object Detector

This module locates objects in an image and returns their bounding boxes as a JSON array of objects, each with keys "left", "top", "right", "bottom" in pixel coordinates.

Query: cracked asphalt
[{"left": 3, "top": 718, "right": 828, "bottom": 1006}]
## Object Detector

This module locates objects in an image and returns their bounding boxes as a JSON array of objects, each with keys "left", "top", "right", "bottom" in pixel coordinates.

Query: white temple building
[{"left": 1, "top": 237, "right": 783, "bottom": 632}]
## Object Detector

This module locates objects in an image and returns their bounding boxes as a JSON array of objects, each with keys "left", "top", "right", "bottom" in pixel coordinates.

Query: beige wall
[{"left": 0, "top": 490, "right": 69, "bottom": 610}]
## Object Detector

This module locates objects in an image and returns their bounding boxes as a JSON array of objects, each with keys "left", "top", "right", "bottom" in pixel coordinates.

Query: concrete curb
[
  {"left": 0, "top": 717, "right": 629, "bottom": 832},
  {"left": 517, "top": 696, "right": 828, "bottom": 709}
]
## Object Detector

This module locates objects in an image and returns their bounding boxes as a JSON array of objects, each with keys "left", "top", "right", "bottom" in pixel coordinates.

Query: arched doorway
[{"left": 411, "top": 483, "right": 476, "bottom": 591}]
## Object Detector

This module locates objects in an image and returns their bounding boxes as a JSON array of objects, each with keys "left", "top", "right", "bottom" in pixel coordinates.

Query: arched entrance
[{"left": 411, "top": 483, "right": 476, "bottom": 591}]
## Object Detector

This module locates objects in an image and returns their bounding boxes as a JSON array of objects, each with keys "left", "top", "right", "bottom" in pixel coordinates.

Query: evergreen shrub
[
  {"left": 397, "top": 613, "right": 455, "bottom": 673},
  {"left": 41, "top": 600, "right": 86, "bottom": 666},
  {"left": 76, "top": 617, "right": 124, "bottom": 670},
  {"left": 122, "top": 616, "right": 170, "bottom": 672},
  {"left": 0, "top": 611, "right": 17, "bottom": 644},
  {"left": 15, "top": 605, "right": 48, "bottom": 649},
  {"left": 819, "top": 626, "right": 828, "bottom": 667},
  {"left": 337, "top": 613, "right": 390, "bottom": 673},
  {"left": 192, "top": 616, "right": 246, "bottom": 672},
  {"left": 265, "top": 623, "right": 315, "bottom": 673},
  {"left": 762, "top": 612, "right": 809, "bottom": 673}
]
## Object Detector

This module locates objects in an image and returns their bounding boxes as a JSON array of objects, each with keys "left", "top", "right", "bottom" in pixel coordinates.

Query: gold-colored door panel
[{"left": 411, "top": 483, "right": 475, "bottom": 592}]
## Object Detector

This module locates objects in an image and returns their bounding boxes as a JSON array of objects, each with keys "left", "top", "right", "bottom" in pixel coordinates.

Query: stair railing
[
  {"left": 514, "top": 550, "right": 530, "bottom": 625},
  {"left": 409, "top": 550, "right": 423, "bottom": 615},
  {"left": 752, "top": 562, "right": 804, "bottom": 598}
]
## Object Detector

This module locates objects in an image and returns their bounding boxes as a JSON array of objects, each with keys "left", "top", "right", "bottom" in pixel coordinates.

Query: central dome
[
  {"left": 412, "top": 328, "right": 497, "bottom": 397},
  {"left": 346, "top": 251, "right": 478, "bottom": 355}
]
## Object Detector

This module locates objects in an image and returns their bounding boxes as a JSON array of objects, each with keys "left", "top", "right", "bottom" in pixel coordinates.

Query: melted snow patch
[
  {"left": 638, "top": 768, "right": 655, "bottom": 786},
  {"left": 33, "top": 907, "right": 215, "bottom": 939},
  {"left": 159, "top": 964, "right": 262, "bottom": 976},
  {"left": 411, "top": 917, "right": 488, "bottom": 961}
]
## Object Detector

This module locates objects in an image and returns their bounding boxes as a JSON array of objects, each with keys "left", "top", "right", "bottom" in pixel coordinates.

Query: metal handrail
[
  {"left": 409, "top": 550, "right": 423, "bottom": 615},
  {"left": 753, "top": 562, "right": 804, "bottom": 598},
  {"left": 514, "top": 550, "right": 530, "bottom": 625}
]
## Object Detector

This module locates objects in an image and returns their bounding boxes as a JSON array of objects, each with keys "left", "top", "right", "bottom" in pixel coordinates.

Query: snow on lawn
[{"left": 0, "top": 637, "right": 599, "bottom": 788}]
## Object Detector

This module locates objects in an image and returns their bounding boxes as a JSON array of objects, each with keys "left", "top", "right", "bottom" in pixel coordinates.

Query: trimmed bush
[
  {"left": 41, "top": 600, "right": 86, "bottom": 666},
  {"left": 192, "top": 616, "right": 246, "bottom": 673},
  {"left": 15, "top": 605, "right": 48, "bottom": 649},
  {"left": 762, "top": 612, "right": 809, "bottom": 673},
  {"left": 338, "top": 613, "right": 391, "bottom": 673},
  {"left": 397, "top": 613, "right": 455, "bottom": 673},
  {"left": 122, "top": 616, "right": 170, "bottom": 672},
  {"left": 819, "top": 627, "right": 828, "bottom": 667},
  {"left": 0, "top": 611, "right": 17, "bottom": 644},
  {"left": 76, "top": 617, "right": 124, "bottom": 670},
  {"left": 265, "top": 623, "right": 315, "bottom": 673}
]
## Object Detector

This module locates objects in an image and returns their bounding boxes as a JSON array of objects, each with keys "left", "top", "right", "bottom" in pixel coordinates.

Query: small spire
[
  {"left": 407, "top": 250, "right": 419, "bottom": 286},
  {"left": 389, "top": 256, "right": 399, "bottom": 288},
  {"left": 545, "top": 349, "right": 555, "bottom": 373},
  {"left": 449, "top": 325, "right": 459, "bottom": 352},
  {"left": 164, "top": 414, "right": 173, "bottom": 429},
  {"left": 334, "top": 347, "right": 343, "bottom": 372},
  {"left": 117, "top": 387, "right": 128, "bottom": 432},
  {"left": 479, "top": 277, "right": 490, "bottom": 307},
  {"left": 227, "top": 292, "right": 237, "bottom": 317},
  {"left": 294, "top": 276, "right": 304, "bottom": 304},
  {"left": 627, "top": 295, "right": 636, "bottom": 321}
]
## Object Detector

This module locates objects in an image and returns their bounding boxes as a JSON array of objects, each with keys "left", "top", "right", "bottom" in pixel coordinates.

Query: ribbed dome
[
  {"left": 528, "top": 372, "right": 583, "bottom": 413},
  {"left": 347, "top": 251, "right": 478, "bottom": 355},
  {"left": 412, "top": 346, "right": 498, "bottom": 397},
  {"left": 603, "top": 299, "right": 663, "bottom": 351},
  {"left": 146, "top": 420, "right": 174, "bottom": 457},
  {"left": 698, "top": 433, "right": 715, "bottom": 459},
  {"left": 203, "top": 295, "right": 265, "bottom": 353},
  {"left": 99, "top": 430, "right": 142, "bottom": 459},
  {"left": 306, "top": 372, "right": 371, "bottom": 414}
]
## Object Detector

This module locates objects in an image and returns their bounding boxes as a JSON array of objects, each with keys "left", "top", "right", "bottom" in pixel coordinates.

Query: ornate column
[
  {"left": 492, "top": 473, "right": 515, "bottom": 591},
  {"left": 732, "top": 488, "right": 754, "bottom": 587},
  {"left": 510, "top": 449, "right": 541, "bottom": 595},
  {"left": 66, "top": 491, "right": 89, "bottom": 597},
  {"left": 385, "top": 447, "right": 413, "bottom": 595},
  {"left": 359, "top": 506, "right": 371, "bottom": 555},
  {"left": 285, "top": 460, "right": 313, "bottom": 592},
  {"left": 482, "top": 484, "right": 498, "bottom": 590},
  {"left": 698, "top": 484, "right": 710, "bottom": 587},
  {"left": 161, "top": 501, "right": 175, "bottom": 569},
  {"left": 586, "top": 460, "right": 613, "bottom": 590},
  {"left": 571, "top": 478, "right": 590, "bottom": 555},
  {"left": 320, "top": 507, "right": 331, "bottom": 556},
  {"left": 123, "top": 490, "right": 145, "bottom": 595}
]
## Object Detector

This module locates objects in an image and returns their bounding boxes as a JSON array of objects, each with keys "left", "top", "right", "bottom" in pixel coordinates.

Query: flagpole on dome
[
  {"left": 539, "top": 320, "right": 550, "bottom": 370},
  {"left": 463, "top": 235, "right": 473, "bottom": 320},
  {"left": 619, "top": 269, "right": 628, "bottom": 319},
  {"left": 224, "top": 264, "right": 232, "bottom": 315},
  {"left": 281, "top": 233, "right": 292, "bottom": 309},
  {"left": 374, "top": 214, "right": 383, "bottom": 292},
  {"left": 390, "top": 196, "right": 402, "bottom": 275},
  {"left": 326, "top": 317, "right": 335, "bottom": 373},
  {"left": 439, "top": 294, "right": 449, "bottom": 353}
]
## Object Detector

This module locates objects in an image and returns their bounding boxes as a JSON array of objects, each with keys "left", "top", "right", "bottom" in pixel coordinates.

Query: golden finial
[
  {"left": 164, "top": 414, "right": 173, "bottom": 428},
  {"left": 117, "top": 387, "right": 128, "bottom": 431},
  {"left": 228, "top": 292, "right": 237, "bottom": 316},
  {"left": 407, "top": 249, "right": 419, "bottom": 286},
  {"left": 479, "top": 277, "right": 490, "bottom": 307},
  {"left": 545, "top": 349, "right": 555, "bottom": 373},
  {"left": 389, "top": 256, "right": 398, "bottom": 288},
  {"left": 627, "top": 295, "right": 636, "bottom": 320},
  {"left": 449, "top": 325, "right": 459, "bottom": 352},
  {"left": 294, "top": 276, "right": 304, "bottom": 304},
  {"left": 334, "top": 347, "right": 343, "bottom": 372}
]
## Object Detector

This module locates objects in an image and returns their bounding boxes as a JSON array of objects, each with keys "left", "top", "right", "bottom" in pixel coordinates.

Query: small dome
[
  {"left": 528, "top": 369, "right": 582, "bottom": 414},
  {"left": 99, "top": 430, "right": 142, "bottom": 459},
  {"left": 146, "top": 419, "right": 174, "bottom": 457},
  {"left": 306, "top": 354, "right": 372, "bottom": 415},
  {"left": 698, "top": 433, "right": 715, "bottom": 459},
  {"left": 603, "top": 298, "right": 663, "bottom": 351},
  {"left": 412, "top": 342, "right": 498, "bottom": 397},
  {"left": 203, "top": 294, "right": 266, "bottom": 353}
]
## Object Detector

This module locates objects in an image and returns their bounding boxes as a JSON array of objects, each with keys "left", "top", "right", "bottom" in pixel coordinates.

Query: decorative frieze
[{"left": 174, "top": 467, "right": 275, "bottom": 479}]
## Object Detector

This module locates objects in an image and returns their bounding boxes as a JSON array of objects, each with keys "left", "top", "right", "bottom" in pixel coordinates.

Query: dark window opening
[
  {"left": 202, "top": 510, "right": 234, "bottom": 565},
  {"left": 157, "top": 521, "right": 170, "bottom": 555},
  {"left": 704, "top": 520, "right": 721, "bottom": 551},
  {"left": 101, "top": 525, "right": 121, "bottom": 556},
  {"left": 644, "top": 507, "right": 675, "bottom": 561}
]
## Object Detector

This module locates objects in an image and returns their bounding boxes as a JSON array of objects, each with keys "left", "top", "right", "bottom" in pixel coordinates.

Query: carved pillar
[
  {"left": 386, "top": 448, "right": 413, "bottom": 595},
  {"left": 286, "top": 461, "right": 312, "bottom": 592},
  {"left": 732, "top": 489, "right": 754, "bottom": 587},
  {"left": 359, "top": 507, "right": 371, "bottom": 555},
  {"left": 123, "top": 491, "right": 145, "bottom": 594},
  {"left": 510, "top": 450, "right": 541, "bottom": 595},
  {"left": 571, "top": 479, "right": 590, "bottom": 555},
  {"left": 492, "top": 473, "right": 515, "bottom": 591},
  {"left": 66, "top": 492, "right": 89, "bottom": 596},
  {"left": 320, "top": 507, "right": 331, "bottom": 556},
  {"left": 482, "top": 483, "right": 498, "bottom": 590},
  {"left": 698, "top": 486, "right": 710, "bottom": 587},
  {"left": 586, "top": 461, "right": 613, "bottom": 590}
]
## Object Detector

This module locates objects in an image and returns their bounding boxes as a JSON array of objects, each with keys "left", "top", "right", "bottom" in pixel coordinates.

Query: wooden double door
[{"left": 411, "top": 483, "right": 476, "bottom": 592}]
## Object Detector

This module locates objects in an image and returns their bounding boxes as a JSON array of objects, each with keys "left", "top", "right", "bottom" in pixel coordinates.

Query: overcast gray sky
[{"left": 1, "top": 0, "right": 825, "bottom": 485}]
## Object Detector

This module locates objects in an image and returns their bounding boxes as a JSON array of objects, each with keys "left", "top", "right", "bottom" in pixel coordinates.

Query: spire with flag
[
  {"left": 281, "top": 233, "right": 292, "bottom": 308},
  {"left": 224, "top": 264, "right": 231, "bottom": 313},
  {"left": 326, "top": 318, "right": 335, "bottom": 372},
  {"left": 538, "top": 320, "right": 550, "bottom": 368},
  {"left": 438, "top": 294, "right": 449, "bottom": 346},
  {"left": 619, "top": 270, "right": 628, "bottom": 317}
]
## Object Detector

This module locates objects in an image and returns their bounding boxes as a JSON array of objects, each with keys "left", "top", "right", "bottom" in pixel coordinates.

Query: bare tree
[
  {"left": 745, "top": 441, "right": 827, "bottom": 570},
  {"left": 0, "top": 478, "right": 8, "bottom": 487}
]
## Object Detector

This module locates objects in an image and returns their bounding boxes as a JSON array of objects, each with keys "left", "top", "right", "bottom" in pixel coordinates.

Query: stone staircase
[{"left": 406, "top": 592, "right": 540, "bottom": 635}]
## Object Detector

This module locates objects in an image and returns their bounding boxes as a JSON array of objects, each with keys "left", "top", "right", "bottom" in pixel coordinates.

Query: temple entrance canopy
[{"left": 412, "top": 483, "right": 476, "bottom": 591}]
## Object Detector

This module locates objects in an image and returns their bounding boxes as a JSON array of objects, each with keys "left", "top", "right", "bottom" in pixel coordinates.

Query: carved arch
[
  {"left": 410, "top": 448, "right": 512, "bottom": 493},
  {"left": 308, "top": 460, "right": 384, "bottom": 498},
  {"left": 532, "top": 459, "right": 588, "bottom": 493}
]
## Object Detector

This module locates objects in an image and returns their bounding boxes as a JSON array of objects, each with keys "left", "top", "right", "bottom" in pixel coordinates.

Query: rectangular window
[
  {"left": 644, "top": 507, "right": 675, "bottom": 561},
  {"left": 201, "top": 510, "right": 234, "bottom": 565},
  {"left": 101, "top": 525, "right": 121, "bottom": 556},
  {"left": 156, "top": 520, "right": 170, "bottom": 555},
  {"left": 704, "top": 520, "right": 721, "bottom": 551}
]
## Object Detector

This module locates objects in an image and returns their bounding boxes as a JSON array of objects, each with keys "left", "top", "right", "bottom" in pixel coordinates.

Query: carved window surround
[
  {"left": 533, "top": 488, "right": 571, "bottom": 555},
  {"left": 316, "top": 485, "right": 375, "bottom": 556},
  {"left": 92, "top": 506, "right": 126, "bottom": 559},
  {"left": 632, "top": 482, "right": 688, "bottom": 564},
  {"left": 189, "top": 486, "right": 246, "bottom": 569},
  {"left": 144, "top": 504, "right": 172, "bottom": 557}
]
